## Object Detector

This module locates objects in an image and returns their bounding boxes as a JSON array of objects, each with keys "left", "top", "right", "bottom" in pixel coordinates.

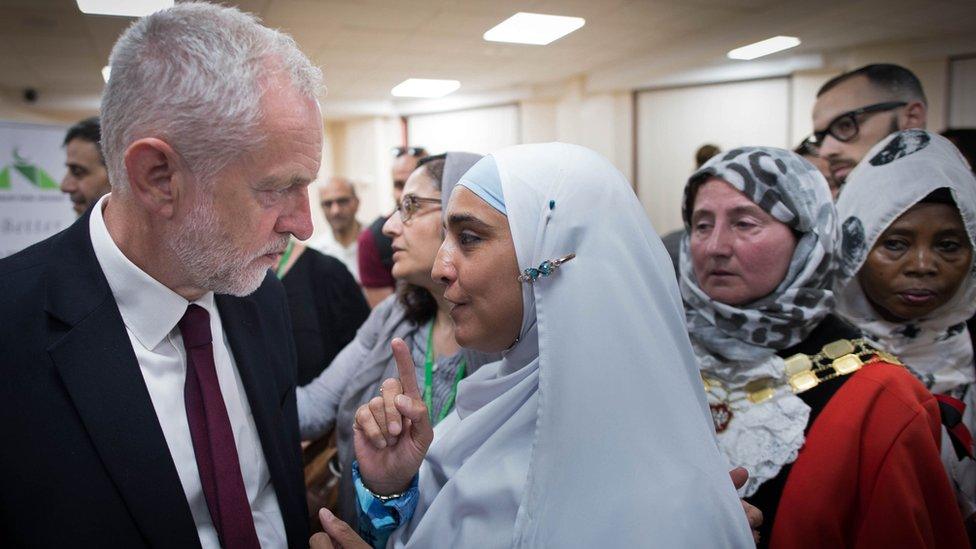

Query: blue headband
[{"left": 457, "top": 156, "right": 506, "bottom": 215}]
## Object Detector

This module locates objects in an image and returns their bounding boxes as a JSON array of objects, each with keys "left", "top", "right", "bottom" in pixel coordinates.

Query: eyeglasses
[
  {"left": 321, "top": 196, "right": 354, "bottom": 209},
  {"left": 807, "top": 101, "right": 907, "bottom": 152},
  {"left": 396, "top": 193, "right": 440, "bottom": 222},
  {"left": 392, "top": 146, "right": 427, "bottom": 158}
]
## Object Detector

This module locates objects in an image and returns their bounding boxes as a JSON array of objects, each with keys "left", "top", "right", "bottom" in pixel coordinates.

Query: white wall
[
  {"left": 635, "top": 78, "right": 792, "bottom": 235},
  {"left": 790, "top": 70, "right": 842, "bottom": 145},
  {"left": 949, "top": 57, "right": 976, "bottom": 127},
  {"left": 316, "top": 116, "right": 400, "bottom": 243},
  {"left": 406, "top": 104, "right": 520, "bottom": 155}
]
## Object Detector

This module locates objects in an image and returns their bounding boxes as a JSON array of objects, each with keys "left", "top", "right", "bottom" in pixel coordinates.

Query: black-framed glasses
[
  {"left": 392, "top": 146, "right": 427, "bottom": 158},
  {"left": 396, "top": 193, "right": 440, "bottom": 222},
  {"left": 807, "top": 101, "right": 907, "bottom": 151}
]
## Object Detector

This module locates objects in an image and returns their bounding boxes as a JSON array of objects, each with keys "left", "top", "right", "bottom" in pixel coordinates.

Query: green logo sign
[{"left": 0, "top": 149, "right": 58, "bottom": 190}]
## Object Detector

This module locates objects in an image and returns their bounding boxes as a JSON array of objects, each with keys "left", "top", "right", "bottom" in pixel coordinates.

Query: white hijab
[
  {"left": 390, "top": 143, "right": 753, "bottom": 548},
  {"left": 834, "top": 130, "right": 976, "bottom": 394}
]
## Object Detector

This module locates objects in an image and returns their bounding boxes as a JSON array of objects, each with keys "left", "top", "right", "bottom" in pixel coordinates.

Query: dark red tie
[{"left": 179, "top": 304, "right": 261, "bottom": 549}]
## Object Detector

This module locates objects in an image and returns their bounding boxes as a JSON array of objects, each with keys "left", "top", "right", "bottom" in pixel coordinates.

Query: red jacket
[{"left": 771, "top": 361, "right": 968, "bottom": 548}]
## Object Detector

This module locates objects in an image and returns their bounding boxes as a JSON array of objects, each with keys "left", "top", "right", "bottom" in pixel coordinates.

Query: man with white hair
[{"left": 0, "top": 4, "right": 320, "bottom": 547}]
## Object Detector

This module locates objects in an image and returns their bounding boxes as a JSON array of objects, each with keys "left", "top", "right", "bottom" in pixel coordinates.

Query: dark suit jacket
[{"left": 0, "top": 211, "right": 309, "bottom": 547}]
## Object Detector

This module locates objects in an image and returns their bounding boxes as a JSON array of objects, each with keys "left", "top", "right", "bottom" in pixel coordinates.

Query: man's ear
[
  {"left": 902, "top": 100, "right": 927, "bottom": 130},
  {"left": 123, "top": 138, "right": 186, "bottom": 219}
]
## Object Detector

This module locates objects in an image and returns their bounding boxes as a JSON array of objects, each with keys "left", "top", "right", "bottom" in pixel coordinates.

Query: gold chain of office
[{"left": 702, "top": 338, "right": 901, "bottom": 433}]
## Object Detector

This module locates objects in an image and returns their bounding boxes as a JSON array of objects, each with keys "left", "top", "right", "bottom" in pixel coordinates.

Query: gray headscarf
[
  {"left": 680, "top": 146, "right": 838, "bottom": 363},
  {"left": 440, "top": 152, "right": 483, "bottom": 212}
]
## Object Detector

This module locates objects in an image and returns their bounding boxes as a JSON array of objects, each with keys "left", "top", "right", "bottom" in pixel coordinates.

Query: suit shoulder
[{"left": 0, "top": 233, "right": 58, "bottom": 278}]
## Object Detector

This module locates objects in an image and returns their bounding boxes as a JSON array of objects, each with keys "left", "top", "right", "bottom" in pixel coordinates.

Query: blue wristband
[{"left": 352, "top": 461, "right": 419, "bottom": 548}]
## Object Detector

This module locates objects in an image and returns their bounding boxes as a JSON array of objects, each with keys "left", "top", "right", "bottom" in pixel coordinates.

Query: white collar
[{"left": 89, "top": 194, "right": 216, "bottom": 349}]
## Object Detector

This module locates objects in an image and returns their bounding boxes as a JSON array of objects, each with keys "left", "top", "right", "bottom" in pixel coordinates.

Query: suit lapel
[
  {"left": 217, "top": 294, "right": 305, "bottom": 544},
  {"left": 44, "top": 214, "right": 201, "bottom": 548}
]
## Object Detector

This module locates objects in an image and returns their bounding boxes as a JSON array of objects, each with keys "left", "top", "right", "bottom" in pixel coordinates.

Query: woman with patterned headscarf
[
  {"left": 680, "top": 146, "right": 966, "bottom": 547},
  {"left": 834, "top": 129, "right": 976, "bottom": 531}
]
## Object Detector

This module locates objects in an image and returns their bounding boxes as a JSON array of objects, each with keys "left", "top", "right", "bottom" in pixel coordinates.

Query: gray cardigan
[{"left": 297, "top": 293, "right": 496, "bottom": 524}]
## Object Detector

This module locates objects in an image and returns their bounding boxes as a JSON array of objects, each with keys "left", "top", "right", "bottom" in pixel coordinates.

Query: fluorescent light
[
  {"left": 483, "top": 12, "right": 585, "bottom": 45},
  {"left": 101, "top": 65, "right": 111, "bottom": 83},
  {"left": 391, "top": 79, "right": 460, "bottom": 98},
  {"left": 727, "top": 36, "right": 801, "bottom": 60},
  {"left": 76, "top": 0, "right": 173, "bottom": 17}
]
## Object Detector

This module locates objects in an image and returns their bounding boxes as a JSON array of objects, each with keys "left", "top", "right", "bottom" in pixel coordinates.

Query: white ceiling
[{"left": 1, "top": 0, "right": 974, "bottom": 119}]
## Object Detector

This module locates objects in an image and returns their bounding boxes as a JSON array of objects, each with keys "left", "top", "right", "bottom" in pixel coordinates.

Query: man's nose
[
  {"left": 818, "top": 134, "right": 843, "bottom": 159},
  {"left": 279, "top": 192, "right": 314, "bottom": 241},
  {"left": 60, "top": 175, "right": 76, "bottom": 193}
]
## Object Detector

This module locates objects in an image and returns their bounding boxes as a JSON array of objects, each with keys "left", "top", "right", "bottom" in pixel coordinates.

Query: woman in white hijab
[
  {"left": 313, "top": 143, "right": 754, "bottom": 547},
  {"left": 834, "top": 129, "right": 976, "bottom": 528}
]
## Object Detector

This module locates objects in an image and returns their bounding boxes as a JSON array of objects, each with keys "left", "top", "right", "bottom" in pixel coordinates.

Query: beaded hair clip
[{"left": 517, "top": 253, "right": 576, "bottom": 283}]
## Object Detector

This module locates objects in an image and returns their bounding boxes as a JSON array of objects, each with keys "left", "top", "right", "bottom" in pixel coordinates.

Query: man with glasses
[
  {"left": 357, "top": 145, "right": 428, "bottom": 307},
  {"left": 316, "top": 176, "right": 363, "bottom": 280},
  {"left": 809, "top": 64, "right": 927, "bottom": 192}
]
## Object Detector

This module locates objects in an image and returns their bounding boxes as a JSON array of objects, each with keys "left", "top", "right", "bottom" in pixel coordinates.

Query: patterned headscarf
[
  {"left": 834, "top": 130, "right": 976, "bottom": 394},
  {"left": 680, "top": 146, "right": 838, "bottom": 364},
  {"left": 678, "top": 146, "right": 837, "bottom": 495}
]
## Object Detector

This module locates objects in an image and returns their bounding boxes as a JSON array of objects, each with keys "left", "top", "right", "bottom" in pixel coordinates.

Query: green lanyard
[
  {"left": 423, "top": 321, "right": 467, "bottom": 424},
  {"left": 275, "top": 240, "right": 295, "bottom": 279}
]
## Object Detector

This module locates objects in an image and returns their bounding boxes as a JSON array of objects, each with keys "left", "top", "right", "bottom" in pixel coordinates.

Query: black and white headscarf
[
  {"left": 680, "top": 146, "right": 838, "bottom": 363},
  {"left": 678, "top": 146, "right": 837, "bottom": 496},
  {"left": 834, "top": 130, "right": 976, "bottom": 393}
]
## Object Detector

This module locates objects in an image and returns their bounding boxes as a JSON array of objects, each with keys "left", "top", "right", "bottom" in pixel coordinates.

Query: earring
[{"left": 517, "top": 253, "right": 576, "bottom": 283}]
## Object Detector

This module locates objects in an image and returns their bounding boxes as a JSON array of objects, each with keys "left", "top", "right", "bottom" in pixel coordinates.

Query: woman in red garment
[{"left": 679, "top": 145, "right": 967, "bottom": 547}]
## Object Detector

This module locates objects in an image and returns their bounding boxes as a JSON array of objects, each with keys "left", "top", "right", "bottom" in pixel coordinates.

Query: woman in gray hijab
[{"left": 297, "top": 152, "right": 496, "bottom": 525}]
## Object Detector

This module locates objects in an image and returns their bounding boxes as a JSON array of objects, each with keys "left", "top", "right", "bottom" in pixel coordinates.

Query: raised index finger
[{"left": 391, "top": 338, "right": 421, "bottom": 398}]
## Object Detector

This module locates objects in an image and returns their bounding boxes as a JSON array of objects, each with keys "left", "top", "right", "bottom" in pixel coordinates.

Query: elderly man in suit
[{"left": 0, "top": 4, "right": 322, "bottom": 548}]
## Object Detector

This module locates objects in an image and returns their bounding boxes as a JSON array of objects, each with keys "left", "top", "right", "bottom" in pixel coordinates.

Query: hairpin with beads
[{"left": 517, "top": 253, "right": 576, "bottom": 283}]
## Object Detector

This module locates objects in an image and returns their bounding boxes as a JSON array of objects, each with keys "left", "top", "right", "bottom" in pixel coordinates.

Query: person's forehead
[
  {"left": 892, "top": 202, "right": 965, "bottom": 230},
  {"left": 321, "top": 178, "right": 355, "bottom": 197},
  {"left": 693, "top": 179, "right": 761, "bottom": 212},
  {"left": 403, "top": 169, "right": 439, "bottom": 194},
  {"left": 65, "top": 138, "right": 100, "bottom": 161},
  {"left": 813, "top": 75, "right": 885, "bottom": 125},
  {"left": 392, "top": 155, "right": 420, "bottom": 176}
]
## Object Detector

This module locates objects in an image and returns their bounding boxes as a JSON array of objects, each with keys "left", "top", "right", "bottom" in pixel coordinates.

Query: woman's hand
[
  {"left": 353, "top": 338, "right": 433, "bottom": 496},
  {"left": 730, "top": 467, "right": 763, "bottom": 545},
  {"left": 310, "top": 508, "right": 370, "bottom": 549}
]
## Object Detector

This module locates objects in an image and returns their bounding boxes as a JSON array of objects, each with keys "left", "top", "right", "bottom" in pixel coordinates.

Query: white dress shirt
[
  {"left": 89, "top": 195, "right": 287, "bottom": 548},
  {"left": 311, "top": 227, "right": 360, "bottom": 282}
]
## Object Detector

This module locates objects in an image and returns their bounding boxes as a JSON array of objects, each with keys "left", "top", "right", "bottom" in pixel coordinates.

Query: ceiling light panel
[
  {"left": 76, "top": 0, "right": 174, "bottom": 17},
  {"left": 391, "top": 79, "right": 461, "bottom": 98},
  {"left": 483, "top": 12, "right": 585, "bottom": 46},
  {"left": 727, "top": 36, "right": 801, "bottom": 60}
]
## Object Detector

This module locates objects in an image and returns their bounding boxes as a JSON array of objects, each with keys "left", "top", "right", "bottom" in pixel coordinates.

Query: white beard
[{"left": 168, "top": 191, "right": 287, "bottom": 297}]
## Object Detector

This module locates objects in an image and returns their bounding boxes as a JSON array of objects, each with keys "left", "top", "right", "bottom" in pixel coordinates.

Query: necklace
[{"left": 702, "top": 338, "right": 896, "bottom": 433}]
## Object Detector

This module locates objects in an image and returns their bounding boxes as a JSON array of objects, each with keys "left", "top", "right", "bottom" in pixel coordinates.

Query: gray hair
[{"left": 100, "top": 2, "right": 324, "bottom": 193}]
